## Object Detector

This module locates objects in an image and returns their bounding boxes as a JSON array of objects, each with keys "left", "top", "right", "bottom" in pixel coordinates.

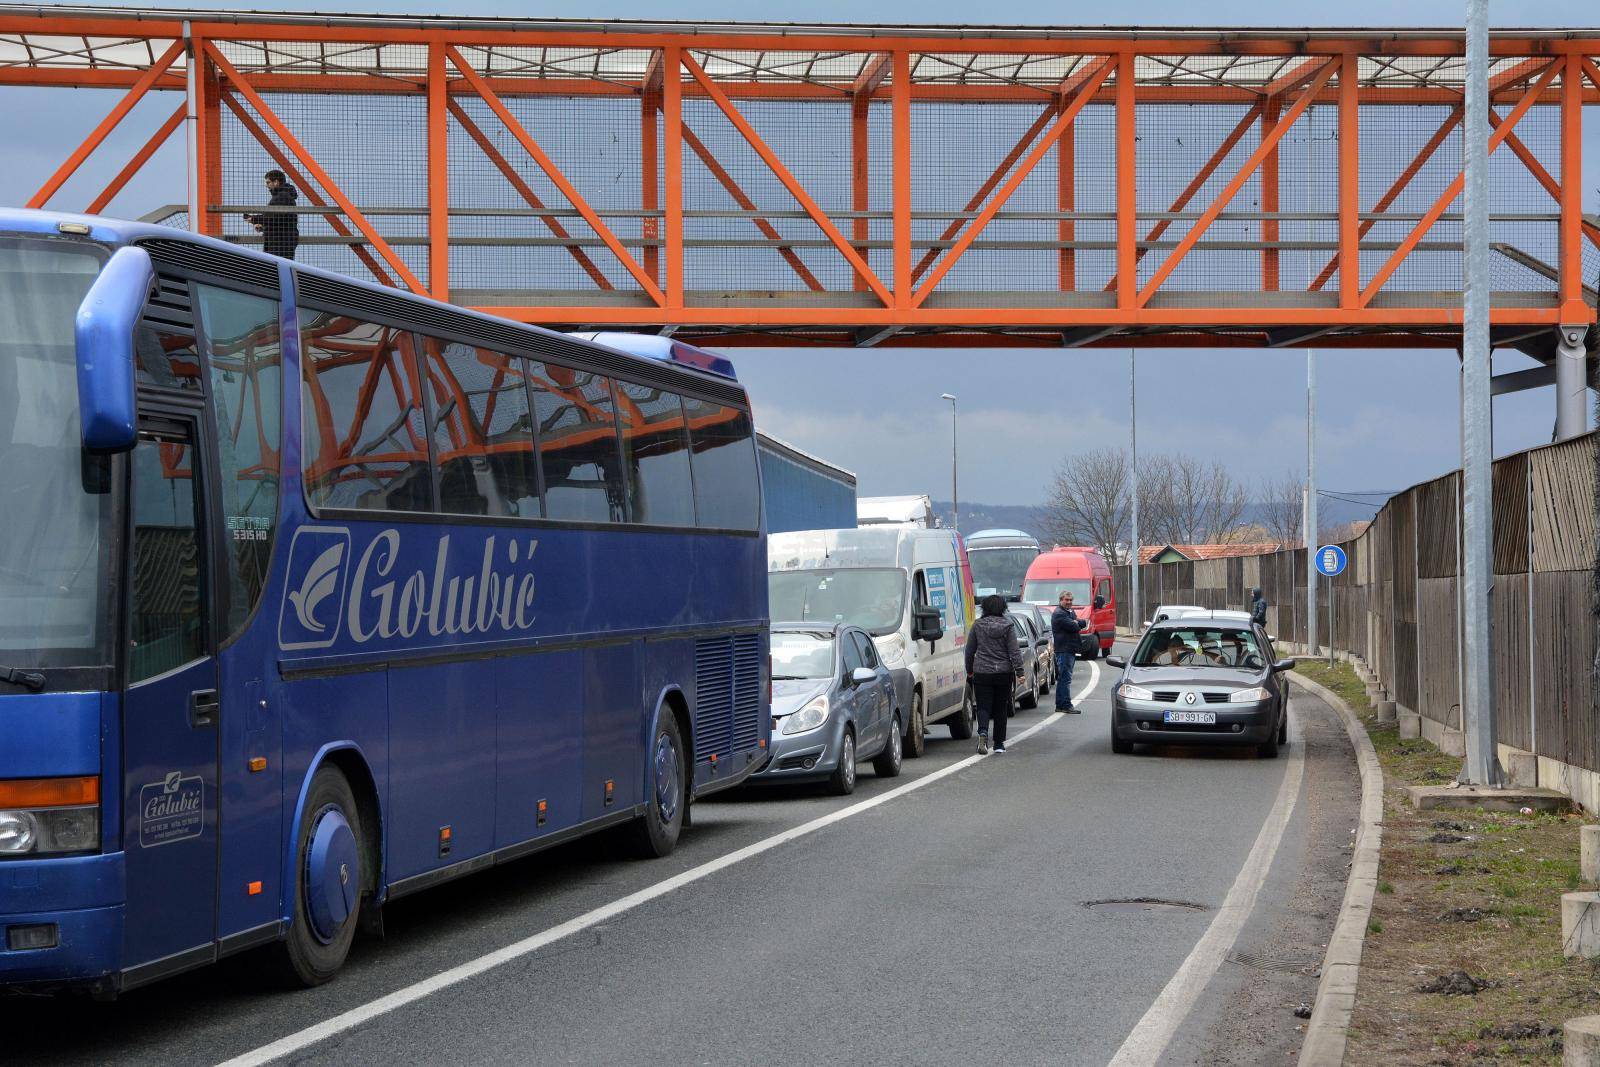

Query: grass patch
[{"left": 1300, "top": 659, "right": 1593, "bottom": 1067}]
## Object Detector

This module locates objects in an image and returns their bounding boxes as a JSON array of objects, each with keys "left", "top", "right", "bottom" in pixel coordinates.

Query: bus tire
[
  {"left": 273, "top": 766, "right": 364, "bottom": 988},
  {"left": 631, "top": 712, "right": 686, "bottom": 858},
  {"left": 873, "top": 714, "right": 904, "bottom": 778},
  {"left": 947, "top": 689, "right": 975, "bottom": 740},
  {"left": 903, "top": 692, "right": 927, "bottom": 759}
]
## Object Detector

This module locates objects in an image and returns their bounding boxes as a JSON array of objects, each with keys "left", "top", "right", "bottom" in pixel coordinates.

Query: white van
[{"left": 768, "top": 527, "right": 973, "bottom": 758}]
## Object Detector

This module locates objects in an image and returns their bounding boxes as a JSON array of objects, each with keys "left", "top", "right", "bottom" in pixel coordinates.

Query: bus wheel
[
  {"left": 631, "top": 712, "right": 686, "bottom": 858},
  {"left": 274, "top": 766, "right": 363, "bottom": 987},
  {"left": 904, "top": 693, "right": 927, "bottom": 759}
]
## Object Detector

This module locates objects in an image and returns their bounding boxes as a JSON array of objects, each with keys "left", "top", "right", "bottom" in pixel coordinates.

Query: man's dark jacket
[
  {"left": 1250, "top": 596, "right": 1268, "bottom": 627},
  {"left": 1052, "top": 605, "right": 1083, "bottom": 649},
  {"left": 258, "top": 184, "right": 299, "bottom": 258}
]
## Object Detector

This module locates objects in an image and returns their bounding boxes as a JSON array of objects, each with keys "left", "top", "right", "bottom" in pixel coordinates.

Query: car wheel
[
  {"left": 1111, "top": 725, "right": 1133, "bottom": 755},
  {"left": 272, "top": 766, "right": 364, "bottom": 988},
  {"left": 1257, "top": 728, "right": 1280, "bottom": 759},
  {"left": 827, "top": 729, "right": 857, "bottom": 795},
  {"left": 1038, "top": 663, "right": 1051, "bottom": 695},
  {"left": 947, "top": 688, "right": 975, "bottom": 739},
  {"left": 904, "top": 693, "right": 927, "bottom": 759},
  {"left": 873, "top": 714, "right": 903, "bottom": 778},
  {"left": 1020, "top": 673, "right": 1039, "bottom": 709},
  {"left": 630, "top": 712, "right": 687, "bottom": 857}
]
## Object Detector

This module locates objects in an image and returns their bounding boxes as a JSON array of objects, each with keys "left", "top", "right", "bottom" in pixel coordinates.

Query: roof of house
[{"left": 1138, "top": 542, "right": 1286, "bottom": 564}]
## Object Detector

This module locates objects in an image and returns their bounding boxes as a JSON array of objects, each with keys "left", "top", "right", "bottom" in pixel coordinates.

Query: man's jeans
[{"left": 1054, "top": 651, "right": 1076, "bottom": 709}]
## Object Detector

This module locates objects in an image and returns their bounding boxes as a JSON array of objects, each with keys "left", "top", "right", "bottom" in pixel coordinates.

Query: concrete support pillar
[
  {"left": 1582, "top": 825, "right": 1600, "bottom": 884},
  {"left": 1504, "top": 751, "right": 1537, "bottom": 788},
  {"left": 1400, "top": 712, "right": 1421, "bottom": 739},
  {"left": 1376, "top": 699, "right": 1397, "bottom": 724},
  {"left": 1562, "top": 892, "right": 1600, "bottom": 958},
  {"left": 1556, "top": 325, "right": 1589, "bottom": 442},
  {"left": 1565, "top": 1016, "right": 1600, "bottom": 1066}
]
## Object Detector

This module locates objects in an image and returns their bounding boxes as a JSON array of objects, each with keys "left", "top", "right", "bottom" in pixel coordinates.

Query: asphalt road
[{"left": 13, "top": 645, "right": 1354, "bottom": 1067}]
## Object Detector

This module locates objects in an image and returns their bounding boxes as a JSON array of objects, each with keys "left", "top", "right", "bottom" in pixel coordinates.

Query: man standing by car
[
  {"left": 1250, "top": 587, "right": 1268, "bottom": 628},
  {"left": 1052, "top": 591, "right": 1083, "bottom": 713}
]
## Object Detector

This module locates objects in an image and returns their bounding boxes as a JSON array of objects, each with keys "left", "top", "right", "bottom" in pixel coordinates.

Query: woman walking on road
[{"left": 965, "top": 594, "right": 1025, "bottom": 755}]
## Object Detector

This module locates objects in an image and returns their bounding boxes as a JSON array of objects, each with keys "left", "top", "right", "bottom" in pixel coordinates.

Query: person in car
[
  {"left": 1052, "top": 591, "right": 1083, "bottom": 713},
  {"left": 1224, "top": 631, "right": 1255, "bottom": 667},
  {"left": 965, "top": 594, "right": 1025, "bottom": 755},
  {"left": 1157, "top": 632, "right": 1193, "bottom": 666}
]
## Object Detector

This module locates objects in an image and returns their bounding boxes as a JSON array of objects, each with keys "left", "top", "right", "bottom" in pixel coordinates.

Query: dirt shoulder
[{"left": 1296, "top": 660, "right": 1599, "bottom": 1066}]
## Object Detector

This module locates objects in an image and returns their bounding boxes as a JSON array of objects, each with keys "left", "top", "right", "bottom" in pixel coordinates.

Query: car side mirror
[
  {"left": 1268, "top": 634, "right": 1279, "bottom": 644},
  {"left": 75, "top": 244, "right": 153, "bottom": 454},
  {"left": 1106, "top": 656, "right": 1126, "bottom": 669},
  {"left": 850, "top": 667, "right": 877, "bottom": 686},
  {"left": 911, "top": 605, "right": 944, "bottom": 643},
  {"left": 1273, "top": 658, "right": 1296, "bottom": 673}
]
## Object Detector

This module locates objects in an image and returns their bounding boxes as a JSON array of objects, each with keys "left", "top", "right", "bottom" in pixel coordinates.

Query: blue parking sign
[{"left": 1315, "top": 544, "right": 1347, "bottom": 577}]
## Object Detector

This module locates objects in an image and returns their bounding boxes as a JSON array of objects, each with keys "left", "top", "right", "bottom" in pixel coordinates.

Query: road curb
[{"left": 1288, "top": 670, "right": 1385, "bottom": 1067}]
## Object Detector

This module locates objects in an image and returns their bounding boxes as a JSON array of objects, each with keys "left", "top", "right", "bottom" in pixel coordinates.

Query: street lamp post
[{"left": 941, "top": 393, "right": 958, "bottom": 534}]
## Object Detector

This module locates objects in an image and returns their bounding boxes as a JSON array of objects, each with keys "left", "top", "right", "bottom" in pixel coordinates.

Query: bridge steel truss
[{"left": 7, "top": 7, "right": 1600, "bottom": 351}]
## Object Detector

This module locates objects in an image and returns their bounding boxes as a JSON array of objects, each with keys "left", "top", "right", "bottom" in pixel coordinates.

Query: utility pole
[
  {"left": 1306, "top": 349, "right": 1319, "bottom": 656},
  {"left": 1460, "top": 0, "right": 1499, "bottom": 785},
  {"left": 1129, "top": 349, "right": 1140, "bottom": 624},
  {"left": 940, "top": 393, "right": 958, "bottom": 534}
]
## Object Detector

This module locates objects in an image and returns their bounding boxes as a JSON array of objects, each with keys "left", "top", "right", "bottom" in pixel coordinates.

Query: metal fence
[{"left": 1112, "top": 430, "right": 1599, "bottom": 775}]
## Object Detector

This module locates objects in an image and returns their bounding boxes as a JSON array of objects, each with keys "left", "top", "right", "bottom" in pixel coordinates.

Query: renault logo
[{"left": 1184, "top": 691, "right": 1197, "bottom": 705}]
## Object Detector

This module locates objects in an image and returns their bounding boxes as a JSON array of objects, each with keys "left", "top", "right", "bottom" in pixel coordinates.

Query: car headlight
[
  {"left": 877, "top": 634, "right": 905, "bottom": 666},
  {"left": 1229, "top": 686, "right": 1271, "bottom": 703},
  {"left": 0, "top": 806, "right": 98, "bottom": 854},
  {"left": 1118, "top": 682, "right": 1154, "bottom": 701},
  {"left": 780, "top": 695, "right": 830, "bottom": 735}
]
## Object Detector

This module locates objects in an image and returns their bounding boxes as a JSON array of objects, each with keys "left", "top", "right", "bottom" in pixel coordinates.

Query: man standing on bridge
[
  {"left": 1250, "top": 587, "right": 1268, "bottom": 628},
  {"left": 1052, "top": 591, "right": 1083, "bottom": 714},
  {"left": 246, "top": 169, "right": 300, "bottom": 260}
]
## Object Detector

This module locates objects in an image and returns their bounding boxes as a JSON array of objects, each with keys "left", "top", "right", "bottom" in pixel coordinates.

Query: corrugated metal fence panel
[
  {"left": 1113, "top": 565, "right": 1131, "bottom": 628},
  {"left": 1242, "top": 554, "right": 1260, "bottom": 594},
  {"left": 1227, "top": 557, "right": 1245, "bottom": 608},
  {"left": 1390, "top": 491, "right": 1420, "bottom": 712},
  {"left": 1493, "top": 451, "right": 1530, "bottom": 575},
  {"left": 1493, "top": 571, "right": 1533, "bottom": 752},
  {"left": 1194, "top": 558, "right": 1226, "bottom": 608},
  {"left": 1534, "top": 570, "right": 1596, "bottom": 769},
  {"left": 1416, "top": 577, "right": 1460, "bottom": 727},
  {"left": 1530, "top": 438, "right": 1595, "bottom": 573},
  {"left": 1416, "top": 474, "right": 1459, "bottom": 580}
]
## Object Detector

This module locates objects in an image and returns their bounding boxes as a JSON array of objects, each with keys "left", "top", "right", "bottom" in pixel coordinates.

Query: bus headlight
[
  {"left": 781, "top": 696, "right": 829, "bottom": 735},
  {"left": 0, "top": 807, "right": 97, "bottom": 855}
]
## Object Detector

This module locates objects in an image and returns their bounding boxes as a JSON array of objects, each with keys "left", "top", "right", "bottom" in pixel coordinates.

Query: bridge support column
[{"left": 1556, "top": 324, "right": 1588, "bottom": 441}]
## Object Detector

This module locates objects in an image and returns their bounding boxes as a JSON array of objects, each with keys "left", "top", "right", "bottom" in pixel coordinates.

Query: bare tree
[
  {"left": 1258, "top": 471, "right": 1306, "bottom": 548},
  {"left": 1039, "top": 447, "right": 1131, "bottom": 563},
  {"left": 1141, "top": 454, "right": 1250, "bottom": 546}
]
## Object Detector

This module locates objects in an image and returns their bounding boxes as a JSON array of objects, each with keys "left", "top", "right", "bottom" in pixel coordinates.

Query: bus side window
[
  {"left": 128, "top": 437, "right": 207, "bottom": 682},
  {"left": 527, "top": 361, "right": 627, "bottom": 524},
  {"left": 194, "top": 285, "right": 282, "bottom": 636},
  {"left": 134, "top": 277, "right": 204, "bottom": 395},
  {"left": 423, "top": 338, "right": 540, "bottom": 519},
  {"left": 681, "top": 396, "right": 759, "bottom": 531},
  {"left": 299, "top": 310, "right": 432, "bottom": 513},
  {"left": 614, "top": 380, "right": 695, "bottom": 527}
]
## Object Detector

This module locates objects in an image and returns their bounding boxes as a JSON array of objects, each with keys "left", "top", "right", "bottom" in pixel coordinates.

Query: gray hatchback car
[
  {"left": 1107, "top": 618, "right": 1295, "bottom": 758},
  {"left": 752, "top": 624, "right": 901, "bottom": 795}
]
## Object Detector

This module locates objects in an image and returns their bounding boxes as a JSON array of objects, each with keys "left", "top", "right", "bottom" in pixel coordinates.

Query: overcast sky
[{"left": 10, "top": 0, "right": 1594, "bottom": 504}]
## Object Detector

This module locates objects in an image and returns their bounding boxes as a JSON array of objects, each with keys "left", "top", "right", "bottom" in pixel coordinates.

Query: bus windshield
[
  {"left": 968, "top": 547, "right": 1039, "bottom": 598},
  {"left": 768, "top": 568, "right": 906, "bottom": 636},
  {"left": 0, "top": 238, "right": 113, "bottom": 669}
]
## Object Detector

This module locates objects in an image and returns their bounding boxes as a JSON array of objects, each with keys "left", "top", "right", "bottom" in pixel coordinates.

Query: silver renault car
[
  {"left": 1107, "top": 618, "right": 1295, "bottom": 758},
  {"left": 752, "top": 624, "right": 901, "bottom": 795}
]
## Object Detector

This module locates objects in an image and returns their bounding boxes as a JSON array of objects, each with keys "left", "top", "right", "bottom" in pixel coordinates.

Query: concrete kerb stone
[
  {"left": 1288, "top": 670, "right": 1385, "bottom": 1067},
  {"left": 1583, "top": 825, "right": 1600, "bottom": 884},
  {"left": 1567, "top": 1014, "right": 1600, "bottom": 1065},
  {"left": 1562, "top": 892, "right": 1600, "bottom": 959}
]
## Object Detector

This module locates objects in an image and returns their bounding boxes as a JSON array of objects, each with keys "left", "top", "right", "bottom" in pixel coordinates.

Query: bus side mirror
[
  {"left": 911, "top": 605, "right": 944, "bottom": 643},
  {"left": 75, "top": 244, "right": 153, "bottom": 454}
]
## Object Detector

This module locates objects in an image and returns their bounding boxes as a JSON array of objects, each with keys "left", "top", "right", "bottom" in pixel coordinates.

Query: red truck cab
[{"left": 1020, "top": 547, "right": 1116, "bottom": 658}]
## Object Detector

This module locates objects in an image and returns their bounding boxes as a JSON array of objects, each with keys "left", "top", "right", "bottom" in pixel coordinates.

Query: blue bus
[{"left": 0, "top": 210, "right": 769, "bottom": 992}]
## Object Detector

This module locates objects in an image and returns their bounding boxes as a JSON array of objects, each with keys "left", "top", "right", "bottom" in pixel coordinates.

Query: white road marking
[
  {"left": 1106, "top": 697, "right": 1306, "bottom": 1067},
  {"left": 217, "top": 662, "right": 1102, "bottom": 1067}
]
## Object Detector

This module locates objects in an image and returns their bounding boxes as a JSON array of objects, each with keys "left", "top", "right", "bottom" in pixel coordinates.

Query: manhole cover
[
  {"left": 1226, "top": 949, "right": 1322, "bottom": 976},
  {"left": 1082, "top": 897, "right": 1208, "bottom": 914}
]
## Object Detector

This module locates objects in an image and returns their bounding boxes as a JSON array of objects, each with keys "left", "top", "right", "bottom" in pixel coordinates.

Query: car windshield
[
  {"left": 0, "top": 237, "right": 114, "bottom": 669},
  {"left": 768, "top": 567, "right": 907, "bottom": 636},
  {"left": 1133, "top": 626, "right": 1265, "bottom": 670},
  {"left": 1022, "top": 578, "right": 1091, "bottom": 605},
  {"left": 770, "top": 631, "right": 836, "bottom": 680},
  {"left": 968, "top": 547, "right": 1038, "bottom": 598}
]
